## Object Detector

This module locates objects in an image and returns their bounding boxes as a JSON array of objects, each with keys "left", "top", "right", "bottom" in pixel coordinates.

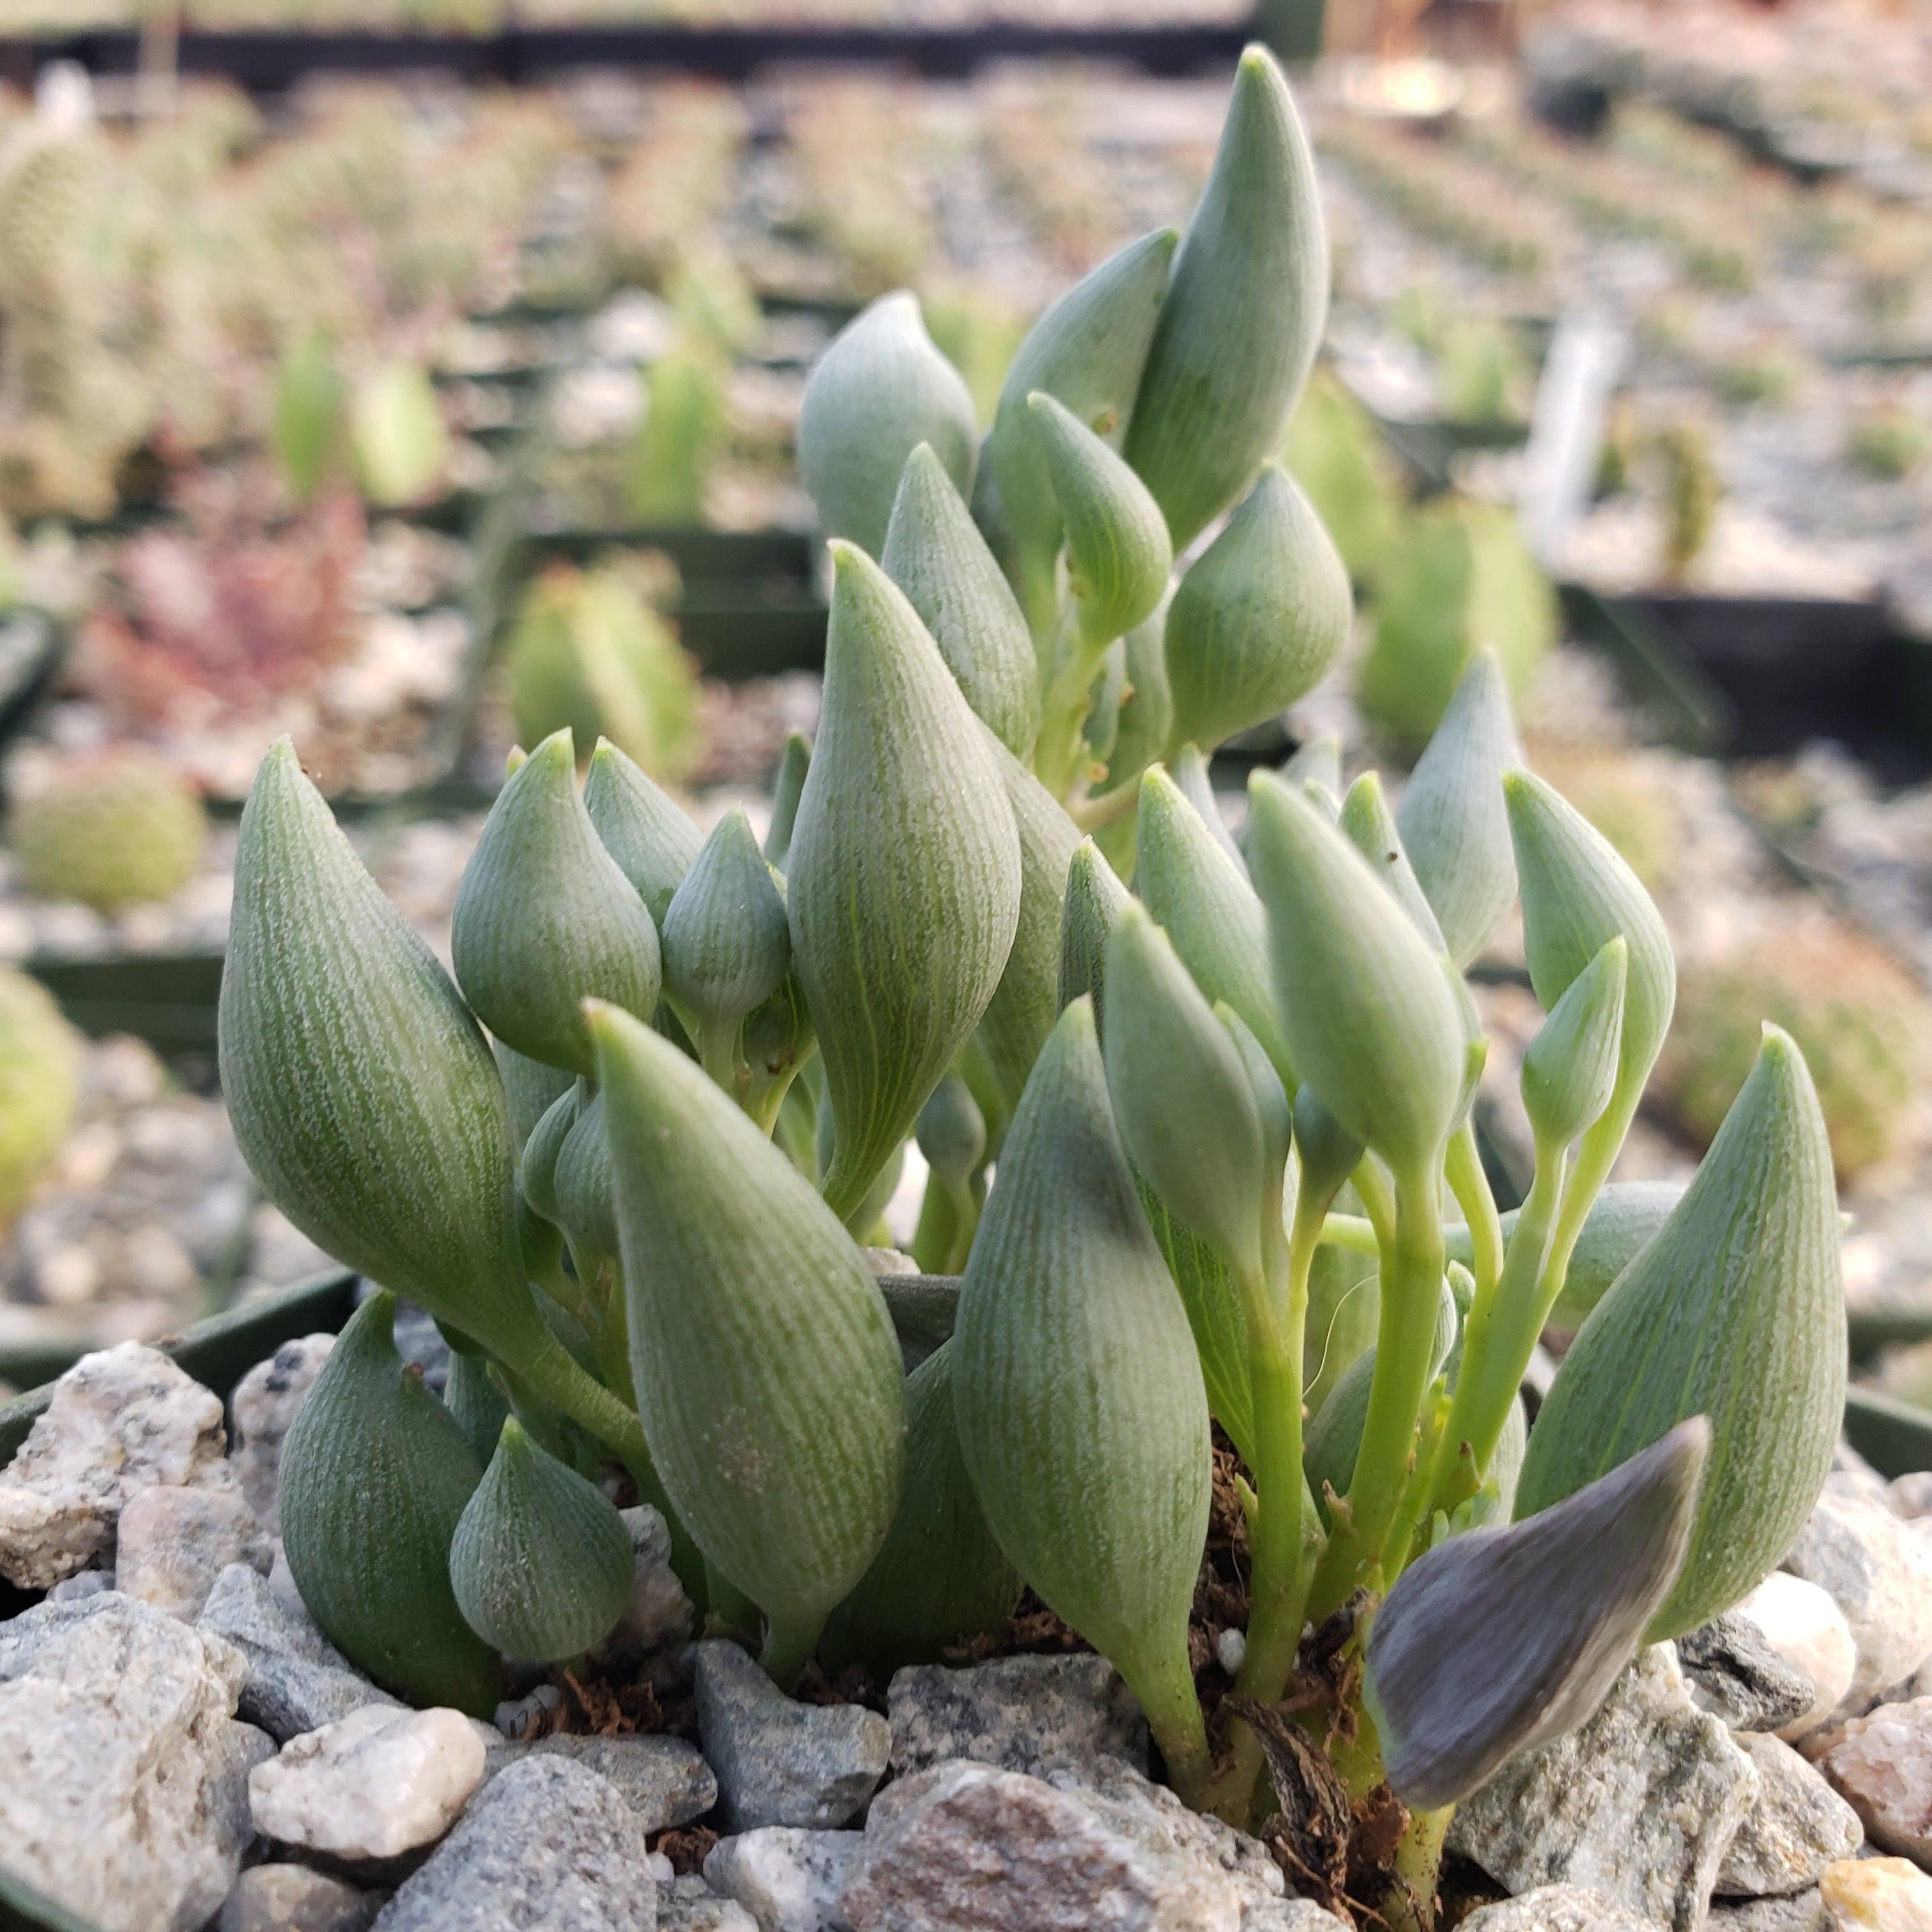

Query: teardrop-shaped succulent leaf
[
  {"left": 584, "top": 737, "right": 705, "bottom": 928},
  {"left": 1057, "top": 837, "right": 1131, "bottom": 1031},
  {"left": 882, "top": 442, "right": 1041, "bottom": 758},
  {"left": 662, "top": 808, "right": 791, "bottom": 1042},
  {"left": 787, "top": 544, "right": 1022, "bottom": 1222},
  {"left": 1515, "top": 1029, "right": 1844, "bottom": 1640},
  {"left": 916, "top": 1071, "right": 987, "bottom": 1193},
  {"left": 1340, "top": 770, "right": 1448, "bottom": 951},
  {"left": 1124, "top": 46, "right": 1328, "bottom": 551},
  {"left": 1542, "top": 1181, "right": 1682, "bottom": 1324},
  {"left": 1136, "top": 766, "right": 1294, "bottom": 1089},
  {"left": 279, "top": 1291, "right": 500, "bottom": 1713},
  {"left": 818, "top": 1341, "right": 1023, "bottom": 1675},
  {"left": 985, "top": 227, "right": 1179, "bottom": 636},
  {"left": 1247, "top": 772, "right": 1466, "bottom": 1168},
  {"left": 1106, "top": 602, "right": 1175, "bottom": 791},
  {"left": 1396, "top": 652, "right": 1521, "bottom": 970},
  {"left": 519, "top": 1083, "right": 579, "bottom": 1227},
  {"left": 798, "top": 292, "right": 977, "bottom": 557},
  {"left": 1103, "top": 904, "right": 1269, "bottom": 1282},
  {"left": 453, "top": 730, "right": 661, "bottom": 1077},
  {"left": 1303, "top": 1239, "right": 1378, "bottom": 1420},
  {"left": 450, "top": 1418, "right": 636, "bottom": 1664},
  {"left": 1367, "top": 1419, "right": 1709, "bottom": 1809},
  {"left": 592, "top": 1003, "right": 906, "bottom": 1647},
  {"left": 445, "top": 1349, "right": 512, "bottom": 1468},
  {"left": 1138, "top": 1182, "right": 1256, "bottom": 1469},
  {"left": 553, "top": 1086, "right": 618, "bottom": 1264},
  {"left": 953, "top": 999, "right": 1210, "bottom": 1740},
  {"left": 493, "top": 1039, "right": 576, "bottom": 1155},
  {"left": 221, "top": 742, "right": 539, "bottom": 1358},
  {"left": 979, "top": 732, "right": 1082, "bottom": 1102},
  {"left": 1026, "top": 391, "right": 1172, "bottom": 643},
  {"left": 1506, "top": 770, "right": 1674, "bottom": 1099},
  {"left": 1172, "top": 744, "right": 1246, "bottom": 871},
  {"left": 764, "top": 732, "right": 811, "bottom": 870},
  {"left": 1165, "top": 466, "right": 1350, "bottom": 755},
  {"left": 1521, "top": 937, "right": 1627, "bottom": 1151},
  {"left": 1280, "top": 733, "right": 1343, "bottom": 797}
]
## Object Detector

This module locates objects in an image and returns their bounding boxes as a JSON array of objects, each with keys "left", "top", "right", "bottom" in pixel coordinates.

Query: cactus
[
  {"left": 631, "top": 346, "right": 728, "bottom": 526},
  {"left": 4, "top": 748, "right": 208, "bottom": 914},
  {"left": 213, "top": 59, "right": 1847, "bottom": 1929},
  {"left": 1649, "top": 415, "right": 1722, "bottom": 581},
  {"left": 0, "top": 967, "right": 81, "bottom": 1230},
  {"left": 1847, "top": 400, "right": 1929, "bottom": 480},
  {"left": 351, "top": 360, "right": 449, "bottom": 510}
]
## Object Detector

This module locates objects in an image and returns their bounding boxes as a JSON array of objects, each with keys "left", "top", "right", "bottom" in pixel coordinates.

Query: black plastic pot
[
  {"left": 1843, "top": 1386, "right": 1932, "bottom": 1478},
  {"left": 24, "top": 948, "right": 226, "bottom": 1062},
  {"left": 0, "top": 1864, "right": 100, "bottom": 1932},
  {"left": 525, "top": 524, "right": 816, "bottom": 589}
]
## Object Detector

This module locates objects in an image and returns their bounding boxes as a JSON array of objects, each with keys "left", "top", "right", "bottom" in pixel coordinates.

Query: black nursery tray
[{"left": 24, "top": 947, "right": 226, "bottom": 1062}]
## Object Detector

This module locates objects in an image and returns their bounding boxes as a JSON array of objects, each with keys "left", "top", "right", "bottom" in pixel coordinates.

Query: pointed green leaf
[
  {"left": 493, "top": 1039, "right": 575, "bottom": 1154},
  {"left": 953, "top": 1000, "right": 1210, "bottom": 1735},
  {"left": 1340, "top": 770, "right": 1448, "bottom": 952},
  {"left": 1057, "top": 836, "right": 1132, "bottom": 1029},
  {"left": 519, "top": 1083, "right": 579, "bottom": 1227},
  {"left": 1280, "top": 733, "right": 1342, "bottom": 797},
  {"left": 1136, "top": 765, "right": 1294, "bottom": 1089},
  {"left": 584, "top": 737, "right": 705, "bottom": 928},
  {"left": 553, "top": 1086, "right": 618, "bottom": 1264},
  {"left": 453, "top": 730, "right": 661, "bottom": 1077},
  {"left": 916, "top": 1072, "right": 986, "bottom": 1194},
  {"left": 1516, "top": 1029, "right": 1845, "bottom": 1640},
  {"left": 1025, "top": 390, "right": 1172, "bottom": 644},
  {"left": 1124, "top": 45, "right": 1328, "bottom": 551},
  {"left": 1247, "top": 770, "right": 1467, "bottom": 1168},
  {"left": 798, "top": 292, "right": 977, "bottom": 557},
  {"left": 592, "top": 1002, "right": 906, "bottom": 1646},
  {"left": 1105, "top": 601, "right": 1175, "bottom": 792},
  {"left": 279, "top": 1291, "right": 500, "bottom": 1714},
  {"left": 1521, "top": 937, "right": 1627, "bottom": 1150},
  {"left": 1171, "top": 743, "right": 1246, "bottom": 871},
  {"left": 788, "top": 543, "right": 1022, "bottom": 1222},
  {"left": 1165, "top": 465, "right": 1351, "bottom": 755},
  {"left": 450, "top": 1418, "right": 636, "bottom": 1664},
  {"left": 662, "top": 807, "right": 792, "bottom": 1043},
  {"left": 882, "top": 442, "right": 1041, "bottom": 758},
  {"left": 1368, "top": 1419, "right": 1708, "bottom": 1808},
  {"left": 763, "top": 731, "right": 811, "bottom": 870},
  {"left": 444, "top": 1349, "right": 512, "bottom": 1469}
]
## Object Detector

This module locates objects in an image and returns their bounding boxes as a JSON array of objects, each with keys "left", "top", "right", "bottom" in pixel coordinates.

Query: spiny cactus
[
  {"left": 218, "top": 57, "right": 1847, "bottom": 1930},
  {"left": 0, "top": 967, "right": 81, "bottom": 1230},
  {"left": 4, "top": 747, "right": 208, "bottom": 914}
]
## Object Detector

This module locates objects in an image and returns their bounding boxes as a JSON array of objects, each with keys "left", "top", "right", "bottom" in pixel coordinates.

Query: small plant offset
[{"left": 219, "top": 50, "right": 1848, "bottom": 1930}]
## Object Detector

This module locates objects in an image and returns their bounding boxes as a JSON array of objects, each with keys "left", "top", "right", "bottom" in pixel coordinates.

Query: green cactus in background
[
  {"left": 0, "top": 967, "right": 81, "bottom": 1231},
  {"left": 631, "top": 346, "right": 727, "bottom": 526},
  {"left": 1649, "top": 415, "right": 1722, "bottom": 581},
  {"left": 5, "top": 748, "right": 208, "bottom": 914},
  {"left": 1356, "top": 497, "right": 1556, "bottom": 751},
  {"left": 505, "top": 564, "right": 701, "bottom": 785},
  {"left": 1659, "top": 917, "right": 1931, "bottom": 1181},
  {"left": 1847, "top": 399, "right": 1929, "bottom": 480},
  {"left": 351, "top": 359, "right": 450, "bottom": 510},
  {"left": 1526, "top": 742, "right": 1682, "bottom": 894},
  {"left": 1282, "top": 367, "right": 1407, "bottom": 583}
]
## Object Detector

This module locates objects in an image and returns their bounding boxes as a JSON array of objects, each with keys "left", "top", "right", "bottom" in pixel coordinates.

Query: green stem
[
  {"left": 1443, "top": 1119, "right": 1503, "bottom": 1301},
  {"left": 1033, "top": 615, "right": 1114, "bottom": 799},
  {"left": 1390, "top": 1804, "right": 1453, "bottom": 1932},
  {"left": 1123, "top": 1645, "right": 1213, "bottom": 1812},
  {"left": 1314, "top": 1210, "right": 1382, "bottom": 1256},
  {"left": 910, "top": 1170, "right": 958, "bottom": 1273},
  {"left": 1305, "top": 1162, "right": 1446, "bottom": 1624},
  {"left": 760, "top": 1609, "right": 827, "bottom": 1690}
]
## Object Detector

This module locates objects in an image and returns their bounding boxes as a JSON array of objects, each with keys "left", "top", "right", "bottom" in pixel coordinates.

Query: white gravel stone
[
  {"left": 1448, "top": 1647, "right": 1760, "bottom": 1932},
  {"left": 229, "top": 1335, "right": 335, "bottom": 1533},
  {"left": 1819, "top": 1855, "right": 1932, "bottom": 1929},
  {"left": 1821, "top": 1693, "right": 1932, "bottom": 1860},
  {"left": 1715, "top": 1733, "right": 1862, "bottom": 1898},
  {"left": 1729, "top": 1574, "right": 1859, "bottom": 1742},
  {"left": 887, "top": 1653, "right": 1150, "bottom": 1777},
  {"left": 1456, "top": 1884, "right": 1660, "bottom": 1931},
  {"left": 0, "top": 1593, "right": 268, "bottom": 1932},
  {"left": 480, "top": 1733, "right": 716, "bottom": 1832},
  {"left": 1781, "top": 1489, "right": 1932, "bottom": 1712},
  {"left": 219, "top": 1864, "right": 382, "bottom": 1932},
  {"left": 1709, "top": 1891, "right": 1833, "bottom": 1930},
  {"left": 116, "top": 1482, "right": 274, "bottom": 1621},
  {"left": 660, "top": 1874, "right": 760, "bottom": 1931},
  {"left": 250, "top": 1705, "right": 486, "bottom": 1864},
  {"left": 587, "top": 1503, "right": 694, "bottom": 1670},
  {"left": 702, "top": 1827, "right": 862, "bottom": 1932},
  {"left": 0, "top": 1342, "right": 230, "bottom": 1588}
]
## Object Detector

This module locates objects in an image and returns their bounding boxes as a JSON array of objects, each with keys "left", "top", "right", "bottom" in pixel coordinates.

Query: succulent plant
[
  {"left": 0, "top": 966, "right": 82, "bottom": 1230},
  {"left": 221, "top": 56, "right": 1848, "bottom": 1926},
  {"left": 5, "top": 747, "right": 208, "bottom": 914},
  {"left": 1846, "top": 399, "right": 1929, "bottom": 480},
  {"left": 1649, "top": 413, "right": 1723, "bottom": 581},
  {"left": 631, "top": 346, "right": 727, "bottom": 526},
  {"left": 351, "top": 358, "right": 449, "bottom": 509}
]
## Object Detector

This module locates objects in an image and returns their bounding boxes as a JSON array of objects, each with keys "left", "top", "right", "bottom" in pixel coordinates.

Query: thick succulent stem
[
  {"left": 1125, "top": 1647, "right": 1214, "bottom": 1812},
  {"left": 1388, "top": 1804, "right": 1452, "bottom": 1932},
  {"left": 1443, "top": 1120, "right": 1503, "bottom": 1301},
  {"left": 1033, "top": 616, "right": 1116, "bottom": 799},
  {"left": 1306, "top": 1162, "right": 1446, "bottom": 1624},
  {"left": 760, "top": 1608, "right": 827, "bottom": 1690}
]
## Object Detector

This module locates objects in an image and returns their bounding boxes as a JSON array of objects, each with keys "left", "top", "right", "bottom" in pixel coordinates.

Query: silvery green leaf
[
  {"left": 553, "top": 1086, "right": 617, "bottom": 1264},
  {"left": 222, "top": 742, "right": 538, "bottom": 1361},
  {"left": 279, "top": 1291, "right": 500, "bottom": 1714},
  {"left": 443, "top": 1349, "right": 512, "bottom": 1468},
  {"left": 1396, "top": 651, "right": 1521, "bottom": 970},
  {"left": 450, "top": 1418, "right": 635, "bottom": 1664},
  {"left": 763, "top": 730, "right": 811, "bottom": 868},
  {"left": 592, "top": 1002, "right": 906, "bottom": 1665},
  {"left": 1340, "top": 770, "right": 1448, "bottom": 953},
  {"left": 454, "top": 729, "right": 661, "bottom": 1078},
  {"left": 1135, "top": 765, "right": 1294, "bottom": 1089},
  {"left": 662, "top": 807, "right": 792, "bottom": 1042},
  {"left": 979, "top": 730, "right": 1082, "bottom": 1103},
  {"left": 1103, "top": 904, "right": 1269, "bottom": 1282},
  {"left": 519, "top": 1083, "right": 579, "bottom": 1226},
  {"left": 985, "top": 227, "right": 1179, "bottom": 636},
  {"left": 1124, "top": 45, "right": 1328, "bottom": 552},
  {"left": 818, "top": 1340, "right": 1023, "bottom": 1675},
  {"left": 882, "top": 441, "right": 1041, "bottom": 758},
  {"left": 788, "top": 543, "right": 1022, "bottom": 1223},
  {"left": 1171, "top": 743, "right": 1246, "bottom": 871},
  {"left": 1448, "top": 1182, "right": 1685, "bottom": 1323},
  {"left": 1164, "top": 465, "right": 1351, "bottom": 755},
  {"left": 1505, "top": 769, "right": 1675, "bottom": 1101},
  {"left": 1026, "top": 391, "right": 1173, "bottom": 643},
  {"left": 1105, "top": 601, "right": 1174, "bottom": 793},
  {"left": 1292, "top": 1082, "right": 1365, "bottom": 1208},
  {"left": 1516, "top": 1028, "right": 1846, "bottom": 1640},
  {"left": 1247, "top": 772, "right": 1467, "bottom": 1169},
  {"left": 493, "top": 1039, "right": 575, "bottom": 1153},
  {"left": 1217, "top": 1003, "right": 1292, "bottom": 1184},
  {"left": 1366, "top": 1418, "right": 1709, "bottom": 1809},
  {"left": 797, "top": 292, "right": 977, "bottom": 557},
  {"left": 1521, "top": 936, "right": 1627, "bottom": 1151},
  {"left": 1279, "top": 732, "right": 1342, "bottom": 798},
  {"left": 583, "top": 736, "right": 705, "bottom": 928},
  {"left": 953, "top": 999, "right": 1211, "bottom": 1758},
  {"left": 916, "top": 1071, "right": 986, "bottom": 1193},
  {"left": 1057, "top": 837, "right": 1131, "bottom": 1030}
]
